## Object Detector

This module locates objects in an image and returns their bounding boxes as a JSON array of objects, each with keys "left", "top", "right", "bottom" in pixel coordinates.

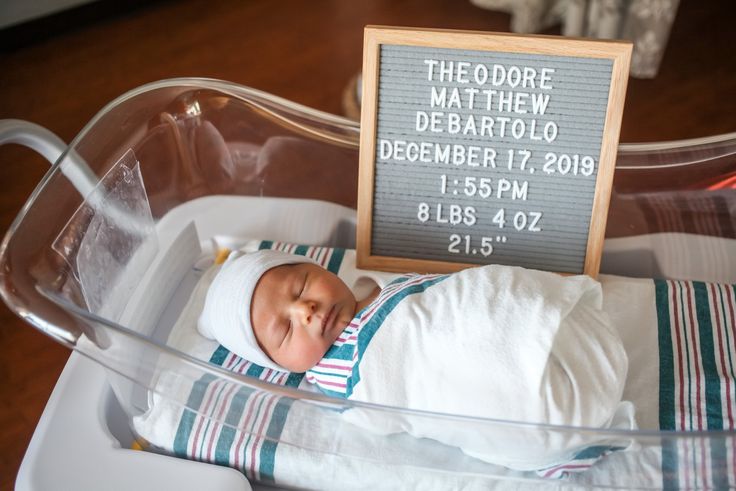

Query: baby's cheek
[
  {"left": 306, "top": 347, "right": 325, "bottom": 368},
  {"left": 317, "top": 339, "right": 332, "bottom": 359}
]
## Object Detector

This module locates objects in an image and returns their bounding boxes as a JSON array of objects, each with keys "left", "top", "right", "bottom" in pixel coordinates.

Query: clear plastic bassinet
[{"left": 1, "top": 78, "right": 735, "bottom": 490}]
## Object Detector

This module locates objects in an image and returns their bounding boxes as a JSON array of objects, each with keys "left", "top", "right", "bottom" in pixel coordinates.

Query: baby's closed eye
[
  {"left": 298, "top": 272, "right": 307, "bottom": 297},
  {"left": 279, "top": 320, "right": 292, "bottom": 347}
]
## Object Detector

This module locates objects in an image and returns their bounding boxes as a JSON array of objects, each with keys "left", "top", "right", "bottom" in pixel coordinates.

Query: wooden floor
[{"left": 0, "top": 0, "right": 734, "bottom": 488}]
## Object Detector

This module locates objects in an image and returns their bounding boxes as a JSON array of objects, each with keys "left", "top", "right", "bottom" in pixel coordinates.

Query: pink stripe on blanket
[
  {"left": 671, "top": 282, "right": 687, "bottom": 431},
  {"left": 542, "top": 462, "right": 594, "bottom": 479},
  {"left": 249, "top": 395, "right": 279, "bottom": 481},
  {"left": 684, "top": 282, "right": 704, "bottom": 432},
  {"left": 205, "top": 382, "right": 240, "bottom": 462},
  {"left": 232, "top": 389, "right": 265, "bottom": 470},
  {"left": 316, "top": 362, "right": 352, "bottom": 370},
  {"left": 359, "top": 275, "right": 437, "bottom": 324},
  {"left": 189, "top": 378, "right": 225, "bottom": 458}
]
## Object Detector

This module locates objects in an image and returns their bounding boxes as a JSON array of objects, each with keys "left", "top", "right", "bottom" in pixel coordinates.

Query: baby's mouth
[{"left": 321, "top": 305, "right": 335, "bottom": 334}]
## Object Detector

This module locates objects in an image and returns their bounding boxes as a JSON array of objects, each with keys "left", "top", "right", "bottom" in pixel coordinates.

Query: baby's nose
[{"left": 294, "top": 299, "right": 317, "bottom": 326}]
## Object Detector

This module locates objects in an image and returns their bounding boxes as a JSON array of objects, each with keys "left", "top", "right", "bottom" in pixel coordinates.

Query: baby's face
[{"left": 251, "top": 263, "right": 357, "bottom": 372}]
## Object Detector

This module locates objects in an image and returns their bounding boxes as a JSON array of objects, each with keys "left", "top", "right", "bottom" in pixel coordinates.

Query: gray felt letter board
[{"left": 357, "top": 27, "right": 632, "bottom": 276}]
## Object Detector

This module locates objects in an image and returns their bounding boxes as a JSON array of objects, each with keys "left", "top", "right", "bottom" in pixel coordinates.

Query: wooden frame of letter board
[{"left": 357, "top": 26, "right": 632, "bottom": 277}]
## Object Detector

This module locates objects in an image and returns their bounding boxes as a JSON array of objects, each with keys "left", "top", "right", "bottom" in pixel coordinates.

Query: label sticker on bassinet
[{"left": 357, "top": 27, "right": 632, "bottom": 276}]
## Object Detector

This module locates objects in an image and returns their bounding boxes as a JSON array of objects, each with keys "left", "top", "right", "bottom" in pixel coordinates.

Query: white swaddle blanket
[{"left": 307, "top": 264, "right": 637, "bottom": 470}]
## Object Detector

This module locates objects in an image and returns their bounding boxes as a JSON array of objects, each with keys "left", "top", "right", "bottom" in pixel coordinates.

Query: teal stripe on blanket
[
  {"left": 711, "top": 437, "right": 730, "bottom": 491},
  {"left": 259, "top": 240, "right": 346, "bottom": 274},
  {"left": 209, "top": 345, "right": 305, "bottom": 385},
  {"left": 260, "top": 397, "right": 297, "bottom": 483},
  {"left": 284, "top": 372, "right": 304, "bottom": 387},
  {"left": 308, "top": 275, "right": 414, "bottom": 372},
  {"left": 210, "top": 345, "right": 230, "bottom": 366},
  {"left": 692, "top": 281, "right": 722, "bottom": 430},
  {"left": 214, "top": 386, "right": 250, "bottom": 466},
  {"left": 175, "top": 347, "right": 237, "bottom": 462},
  {"left": 326, "top": 248, "right": 345, "bottom": 275},
  {"left": 258, "top": 240, "right": 274, "bottom": 250},
  {"left": 346, "top": 275, "right": 448, "bottom": 398},
  {"left": 205, "top": 340, "right": 304, "bottom": 482},
  {"left": 309, "top": 275, "right": 447, "bottom": 398},
  {"left": 197, "top": 382, "right": 233, "bottom": 459},
  {"left": 246, "top": 363, "right": 265, "bottom": 378},
  {"left": 656, "top": 280, "right": 675, "bottom": 430},
  {"left": 655, "top": 280, "right": 679, "bottom": 490},
  {"left": 172, "top": 331, "right": 309, "bottom": 480},
  {"left": 173, "top": 373, "right": 216, "bottom": 458}
]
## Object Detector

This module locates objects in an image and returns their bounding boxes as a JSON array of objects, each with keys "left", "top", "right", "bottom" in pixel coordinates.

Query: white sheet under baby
[{"left": 600, "top": 275, "right": 660, "bottom": 430}]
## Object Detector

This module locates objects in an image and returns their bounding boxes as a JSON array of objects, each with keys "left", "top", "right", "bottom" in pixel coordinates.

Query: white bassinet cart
[{"left": 1, "top": 79, "right": 734, "bottom": 490}]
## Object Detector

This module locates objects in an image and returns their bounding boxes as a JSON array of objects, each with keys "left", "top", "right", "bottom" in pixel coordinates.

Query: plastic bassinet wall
[{"left": 1, "top": 78, "right": 735, "bottom": 490}]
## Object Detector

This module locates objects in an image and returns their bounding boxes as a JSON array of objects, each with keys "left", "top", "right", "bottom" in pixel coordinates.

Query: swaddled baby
[{"left": 198, "top": 250, "right": 635, "bottom": 470}]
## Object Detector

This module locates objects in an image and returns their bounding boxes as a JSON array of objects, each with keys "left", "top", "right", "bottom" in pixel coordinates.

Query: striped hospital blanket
[
  {"left": 135, "top": 241, "right": 736, "bottom": 488},
  {"left": 305, "top": 273, "right": 448, "bottom": 397},
  {"left": 656, "top": 280, "right": 736, "bottom": 489},
  {"left": 173, "top": 355, "right": 303, "bottom": 483}
]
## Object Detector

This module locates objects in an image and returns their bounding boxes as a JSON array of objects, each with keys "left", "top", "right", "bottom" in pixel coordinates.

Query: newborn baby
[{"left": 198, "top": 249, "right": 634, "bottom": 470}]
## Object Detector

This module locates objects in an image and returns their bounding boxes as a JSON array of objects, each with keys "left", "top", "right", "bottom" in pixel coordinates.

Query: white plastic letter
[
  {"left": 492, "top": 64, "right": 506, "bottom": 86},
  {"left": 416, "top": 111, "right": 429, "bottom": 132},
  {"left": 431, "top": 112, "right": 443, "bottom": 133},
  {"left": 424, "top": 59, "right": 439, "bottom": 81},
  {"left": 544, "top": 121, "right": 558, "bottom": 142},
  {"left": 540, "top": 68, "right": 555, "bottom": 89},
  {"left": 379, "top": 139, "right": 392, "bottom": 160},
  {"left": 431, "top": 86, "right": 447, "bottom": 108},
  {"left": 457, "top": 61, "right": 470, "bottom": 83},
  {"left": 448, "top": 113, "right": 461, "bottom": 134},
  {"left": 531, "top": 93, "right": 550, "bottom": 115},
  {"left": 506, "top": 66, "right": 521, "bottom": 88},
  {"left": 474, "top": 64, "right": 489, "bottom": 85}
]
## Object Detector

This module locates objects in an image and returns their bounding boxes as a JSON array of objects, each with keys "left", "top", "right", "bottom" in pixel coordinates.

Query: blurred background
[{"left": 0, "top": 0, "right": 734, "bottom": 487}]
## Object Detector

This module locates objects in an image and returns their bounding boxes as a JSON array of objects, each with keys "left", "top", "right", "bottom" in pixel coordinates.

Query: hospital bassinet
[{"left": 1, "top": 78, "right": 734, "bottom": 490}]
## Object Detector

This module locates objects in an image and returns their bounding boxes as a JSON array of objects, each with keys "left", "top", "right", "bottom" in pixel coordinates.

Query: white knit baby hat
[{"left": 197, "top": 249, "right": 317, "bottom": 371}]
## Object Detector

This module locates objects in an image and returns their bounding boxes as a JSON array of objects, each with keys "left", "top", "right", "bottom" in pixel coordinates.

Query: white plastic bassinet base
[
  {"left": 16, "top": 354, "right": 252, "bottom": 491},
  {"left": 16, "top": 196, "right": 736, "bottom": 491}
]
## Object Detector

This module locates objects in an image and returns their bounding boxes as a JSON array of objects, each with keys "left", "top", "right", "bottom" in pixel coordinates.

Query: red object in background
[{"left": 703, "top": 171, "right": 736, "bottom": 190}]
